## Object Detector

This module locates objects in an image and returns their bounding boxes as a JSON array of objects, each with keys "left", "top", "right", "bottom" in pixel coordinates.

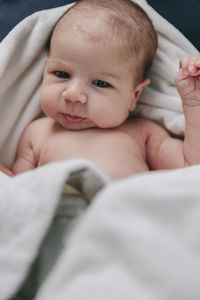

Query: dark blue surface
[
  {"left": 0, "top": 0, "right": 74, "bottom": 41},
  {"left": 0, "top": 0, "right": 200, "bottom": 51},
  {"left": 147, "top": 0, "right": 200, "bottom": 50}
]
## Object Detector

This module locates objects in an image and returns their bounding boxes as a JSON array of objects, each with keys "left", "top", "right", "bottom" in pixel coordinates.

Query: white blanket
[
  {"left": 1, "top": 162, "right": 200, "bottom": 300},
  {"left": 0, "top": 1, "right": 200, "bottom": 299},
  {"left": 36, "top": 165, "right": 200, "bottom": 300},
  {"left": 0, "top": 159, "right": 108, "bottom": 300}
]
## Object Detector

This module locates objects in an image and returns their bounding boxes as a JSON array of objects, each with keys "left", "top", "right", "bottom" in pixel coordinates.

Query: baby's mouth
[{"left": 62, "top": 113, "right": 86, "bottom": 124}]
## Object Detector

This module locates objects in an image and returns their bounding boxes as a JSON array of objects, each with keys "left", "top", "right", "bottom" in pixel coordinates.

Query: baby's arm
[
  {"left": 138, "top": 119, "right": 184, "bottom": 170},
  {"left": 175, "top": 54, "right": 200, "bottom": 164},
  {"left": 0, "top": 123, "right": 37, "bottom": 176},
  {"left": 12, "top": 123, "right": 37, "bottom": 174},
  {"left": 145, "top": 54, "right": 200, "bottom": 169}
]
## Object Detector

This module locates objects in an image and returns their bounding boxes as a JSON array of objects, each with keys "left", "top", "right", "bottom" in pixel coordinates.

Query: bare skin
[
  {"left": 10, "top": 116, "right": 184, "bottom": 180},
  {"left": 0, "top": 163, "right": 13, "bottom": 176}
]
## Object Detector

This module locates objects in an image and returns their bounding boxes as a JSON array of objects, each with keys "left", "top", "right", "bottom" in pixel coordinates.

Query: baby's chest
[
  {"left": 37, "top": 128, "right": 147, "bottom": 172},
  {"left": 38, "top": 133, "right": 86, "bottom": 165}
]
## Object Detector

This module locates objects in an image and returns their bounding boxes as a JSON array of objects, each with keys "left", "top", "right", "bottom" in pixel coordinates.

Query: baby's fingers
[
  {"left": 179, "top": 54, "right": 190, "bottom": 70},
  {"left": 175, "top": 55, "right": 190, "bottom": 84},
  {"left": 0, "top": 163, "right": 13, "bottom": 176},
  {"left": 188, "top": 54, "right": 200, "bottom": 76}
]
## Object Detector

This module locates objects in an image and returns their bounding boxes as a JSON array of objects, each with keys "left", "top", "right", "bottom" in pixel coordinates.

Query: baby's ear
[{"left": 129, "top": 78, "right": 150, "bottom": 112}]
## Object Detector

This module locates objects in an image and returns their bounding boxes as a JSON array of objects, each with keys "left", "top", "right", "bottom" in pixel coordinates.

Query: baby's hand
[
  {"left": 175, "top": 54, "right": 200, "bottom": 106},
  {"left": 0, "top": 163, "right": 13, "bottom": 176}
]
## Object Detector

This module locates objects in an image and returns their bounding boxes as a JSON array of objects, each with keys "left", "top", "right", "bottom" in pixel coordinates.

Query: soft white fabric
[
  {"left": 0, "top": 159, "right": 108, "bottom": 300},
  {"left": 1, "top": 1, "right": 200, "bottom": 299},
  {"left": 0, "top": 0, "right": 198, "bottom": 167},
  {"left": 36, "top": 165, "right": 200, "bottom": 300},
  {"left": 1, "top": 162, "right": 200, "bottom": 300}
]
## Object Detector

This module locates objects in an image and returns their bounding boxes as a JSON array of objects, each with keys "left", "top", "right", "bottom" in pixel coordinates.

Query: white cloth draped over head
[{"left": 0, "top": 0, "right": 198, "bottom": 167}]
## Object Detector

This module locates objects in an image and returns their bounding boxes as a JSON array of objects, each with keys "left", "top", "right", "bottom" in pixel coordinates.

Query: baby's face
[{"left": 40, "top": 20, "right": 142, "bottom": 130}]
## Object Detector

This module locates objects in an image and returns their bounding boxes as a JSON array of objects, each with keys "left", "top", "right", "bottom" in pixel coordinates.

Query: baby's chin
[{"left": 56, "top": 119, "right": 97, "bottom": 131}]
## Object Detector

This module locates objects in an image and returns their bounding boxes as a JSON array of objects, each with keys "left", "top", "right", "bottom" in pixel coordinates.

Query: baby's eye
[
  {"left": 54, "top": 71, "right": 70, "bottom": 79},
  {"left": 92, "top": 80, "right": 111, "bottom": 88}
]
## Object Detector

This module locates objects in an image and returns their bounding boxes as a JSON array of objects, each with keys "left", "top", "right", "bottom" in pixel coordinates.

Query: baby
[{"left": 1, "top": 0, "right": 200, "bottom": 180}]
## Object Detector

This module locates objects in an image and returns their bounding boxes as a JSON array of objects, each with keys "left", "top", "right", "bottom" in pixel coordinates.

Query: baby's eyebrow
[
  {"left": 96, "top": 71, "right": 120, "bottom": 79},
  {"left": 47, "top": 58, "right": 71, "bottom": 67},
  {"left": 47, "top": 60, "right": 66, "bottom": 67}
]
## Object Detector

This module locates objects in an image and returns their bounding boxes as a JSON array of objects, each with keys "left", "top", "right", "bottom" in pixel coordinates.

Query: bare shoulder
[
  {"left": 125, "top": 117, "right": 163, "bottom": 129},
  {"left": 22, "top": 117, "right": 53, "bottom": 137},
  {"left": 25, "top": 117, "right": 53, "bottom": 130},
  {"left": 121, "top": 117, "right": 168, "bottom": 139}
]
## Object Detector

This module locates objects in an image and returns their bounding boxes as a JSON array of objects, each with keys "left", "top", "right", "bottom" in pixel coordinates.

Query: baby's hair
[{"left": 48, "top": 0, "right": 157, "bottom": 82}]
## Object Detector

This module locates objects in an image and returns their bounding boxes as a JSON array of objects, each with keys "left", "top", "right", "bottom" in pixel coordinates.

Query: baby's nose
[{"left": 62, "top": 82, "right": 87, "bottom": 104}]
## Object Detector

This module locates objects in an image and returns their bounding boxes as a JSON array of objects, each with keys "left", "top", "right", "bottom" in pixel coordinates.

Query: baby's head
[
  {"left": 41, "top": 0, "right": 157, "bottom": 130},
  {"left": 52, "top": 0, "right": 157, "bottom": 83}
]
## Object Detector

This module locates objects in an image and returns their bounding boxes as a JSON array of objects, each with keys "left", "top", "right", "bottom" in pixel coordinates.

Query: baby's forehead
[
  {"left": 55, "top": 8, "right": 137, "bottom": 53},
  {"left": 58, "top": 9, "right": 112, "bottom": 35},
  {"left": 51, "top": 4, "right": 144, "bottom": 67}
]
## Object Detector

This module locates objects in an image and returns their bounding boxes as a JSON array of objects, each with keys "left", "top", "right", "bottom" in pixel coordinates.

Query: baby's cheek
[
  {"left": 40, "top": 96, "right": 46, "bottom": 111},
  {"left": 107, "top": 109, "right": 128, "bottom": 127},
  {"left": 40, "top": 96, "right": 52, "bottom": 117},
  {"left": 97, "top": 113, "right": 127, "bottom": 128}
]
